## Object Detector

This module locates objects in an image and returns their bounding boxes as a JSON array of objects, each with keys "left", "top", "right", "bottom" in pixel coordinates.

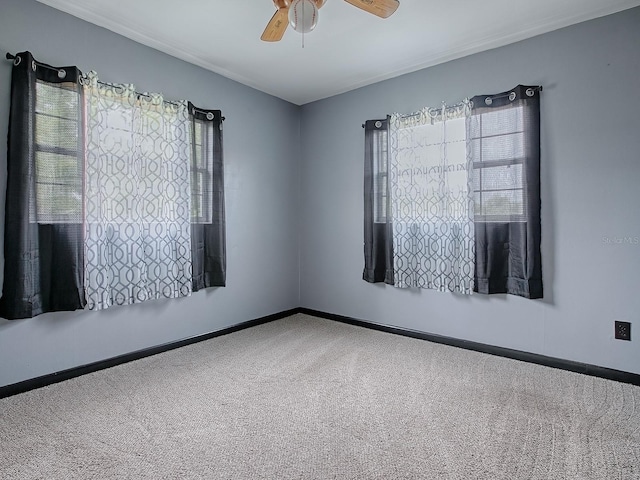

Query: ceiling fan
[{"left": 261, "top": 0, "right": 400, "bottom": 42}]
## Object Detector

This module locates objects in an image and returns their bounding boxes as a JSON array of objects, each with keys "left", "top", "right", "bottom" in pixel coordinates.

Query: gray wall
[
  {"left": 299, "top": 8, "right": 640, "bottom": 374},
  {"left": 1, "top": 2, "right": 639, "bottom": 389},
  {"left": 0, "top": 0, "right": 301, "bottom": 388}
]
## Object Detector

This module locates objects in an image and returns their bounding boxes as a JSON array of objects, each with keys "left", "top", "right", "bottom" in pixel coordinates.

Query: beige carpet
[{"left": 0, "top": 314, "right": 638, "bottom": 479}]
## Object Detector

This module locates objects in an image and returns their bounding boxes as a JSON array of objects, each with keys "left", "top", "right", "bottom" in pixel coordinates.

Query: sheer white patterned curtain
[
  {"left": 83, "top": 72, "right": 192, "bottom": 310},
  {"left": 389, "top": 101, "right": 475, "bottom": 293}
]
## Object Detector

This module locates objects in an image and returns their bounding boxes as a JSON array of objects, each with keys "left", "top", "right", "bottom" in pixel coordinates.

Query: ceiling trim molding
[
  {"left": 37, "top": 0, "right": 640, "bottom": 105},
  {"left": 36, "top": 0, "right": 282, "bottom": 101},
  {"left": 302, "top": 0, "right": 640, "bottom": 104}
]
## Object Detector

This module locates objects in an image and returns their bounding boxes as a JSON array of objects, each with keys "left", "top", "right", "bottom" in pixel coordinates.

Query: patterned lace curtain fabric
[
  {"left": 83, "top": 72, "right": 192, "bottom": 310},
  {"left": 389, "top": 102, "right": 475, "bottom": 293}
]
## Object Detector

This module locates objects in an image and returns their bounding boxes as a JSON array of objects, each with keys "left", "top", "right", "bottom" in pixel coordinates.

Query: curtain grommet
[
  {"left": 58, "top": 69, "right": 66, "bottom": 79},
  {"left": 526, "top": 88, "right": 535, "bottom": 97},
  {"left": 485, "top": 97, "right": 493, "bottom": 106},
  {"left": 375, "top": 120, "right": 382, "bottom": 128},
  {"left": 206, "top": 112, "right": 214, "bottom": 121},
  {"left": 13, "top": 55, "right": 21, "bottom": 66},
  {"left": 509, "top": 92, "right": 516, "bottom": 101}
]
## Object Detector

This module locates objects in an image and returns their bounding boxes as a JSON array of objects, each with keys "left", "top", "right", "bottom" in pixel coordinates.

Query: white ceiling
[{"left": 38, "top": 0, "right": 640, "bottom": 105}]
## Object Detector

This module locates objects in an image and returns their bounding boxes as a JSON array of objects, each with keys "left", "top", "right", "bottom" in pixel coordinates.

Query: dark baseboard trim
[
  {"left": 0, "top": 308, "right": 299, "bottom": 399},
  {"left": 4, "top": 306, "right": 638, "bottom": 399},
  {"left": 298, "top": 308, "right": 640, "bottom": 387}
]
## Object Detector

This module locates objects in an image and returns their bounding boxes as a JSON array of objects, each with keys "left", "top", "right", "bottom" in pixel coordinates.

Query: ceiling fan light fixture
[{"left": 288, "top": 0, "right": 319, "bottom": 34}]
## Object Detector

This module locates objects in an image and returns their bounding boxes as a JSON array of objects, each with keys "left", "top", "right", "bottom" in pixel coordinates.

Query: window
[
  {"left": 363, "top": 85, "right": 542, "bottom": 298},
  {"left": 34, "top": 80, "right": 83, "bottom": 223},
  {"left": 191, "top": 117, "right": 214, "bottom": 224},
  {"left": 470, "top": 106, "right": 526, "bottom": 221},
  {"left": 0, "top": 52, "right": 226, "bottom": 319},
  {"left": 372, "top": 126, "right": 388, "bottom": 223},
  {"left": 392, "top": 113, "right": 469, "bottom": 222}
]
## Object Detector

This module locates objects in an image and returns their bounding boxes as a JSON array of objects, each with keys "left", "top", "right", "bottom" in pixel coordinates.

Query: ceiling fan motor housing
[
  {"left": 289, "top": 0, "right": 319, "bottom": 33},
  {"left": 273, "top": 0, "right": 325, "bottom": 7}
]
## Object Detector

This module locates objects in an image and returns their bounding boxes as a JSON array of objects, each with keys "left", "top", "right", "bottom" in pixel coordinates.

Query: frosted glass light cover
[{"left": 288, "top": 0, "right": 319, "bottom": 34}]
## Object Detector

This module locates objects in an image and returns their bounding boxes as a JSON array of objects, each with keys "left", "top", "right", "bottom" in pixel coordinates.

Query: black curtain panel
[
  {"left": 470, "top": 85, "right": 542, "bottom": 299},
  {"left": 189, "top": 105, "right": 226, "bottom": 291},
  {"left": 0, "top": 52, "right": 86, "bottom": 319},
  {"left": 363, "top": 119, "right": 394, "bottom": 285}
]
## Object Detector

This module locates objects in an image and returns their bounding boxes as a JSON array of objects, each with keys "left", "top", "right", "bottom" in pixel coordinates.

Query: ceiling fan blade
[
  {"left": 343, "top": 0, "right": 399, "bottom": 18},
  {"left": 261, "top": 8, "right": 289, "bottom": 42}
]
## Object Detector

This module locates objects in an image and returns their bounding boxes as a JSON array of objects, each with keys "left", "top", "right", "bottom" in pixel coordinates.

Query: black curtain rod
[
  {"left": 6, "top": 52, "right": 224, "bottom": 121},
  {"left": 485, "top": 85, "right": 543, "bottom": 101},
  {"left": 361, "top": 86, "right": 544, "bottom": 127},
  {"left": 6, "top": 52, "right": 63, "bottom": 75}
]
